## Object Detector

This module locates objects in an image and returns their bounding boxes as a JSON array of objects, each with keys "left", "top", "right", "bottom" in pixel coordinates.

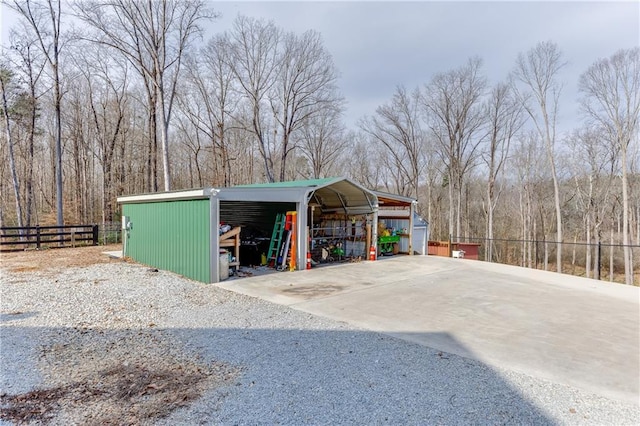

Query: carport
[
  {"left": 374, "top": 190, "right": 421, "bottom": 255},
  {"left": 117, "top": 177, "right": 381, "bottom": 283}
]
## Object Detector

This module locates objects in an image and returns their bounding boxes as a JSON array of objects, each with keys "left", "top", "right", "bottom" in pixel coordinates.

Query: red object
[
  {"left": 369, "top": 246, "right": 376, "bottom": 261},
  {"left": 284, "top": 213, "right": 292, "bottom": 230},
  {"left": 306, "top": 251, "right": 312, "bottom": 269}
]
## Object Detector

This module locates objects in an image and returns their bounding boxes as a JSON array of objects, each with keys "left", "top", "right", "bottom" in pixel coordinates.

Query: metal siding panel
[
  {"left": 220, "top": 201, "right": 296, "bottom": 236},
  {"left": 123, "top": 200, "right": 210, "bottom": 282}
]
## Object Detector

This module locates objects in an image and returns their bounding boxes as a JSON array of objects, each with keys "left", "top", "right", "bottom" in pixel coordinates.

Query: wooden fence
[
  {"left": 427, "top": 240, "right": 481, "bottom": 260},
  {"left": 0, "top": 225, "right": 99, "bottom": 251}
]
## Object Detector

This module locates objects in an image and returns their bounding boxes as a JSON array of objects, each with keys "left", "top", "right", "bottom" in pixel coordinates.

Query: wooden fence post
[
  {"left": 92, "top": 225, "right": 99, "bottom": 246},
  {"left": 36, "top": 226, "right": 41, "bottom": 249}
]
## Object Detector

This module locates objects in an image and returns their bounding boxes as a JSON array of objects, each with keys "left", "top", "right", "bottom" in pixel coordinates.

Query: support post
[
  {"left": 408, "top": 201, "right": 415, "bottom": 255},
  {"left": 597, "top": 241, "right": 602, "bottom": 281},
  {"left": 296, "top": 201, "right": 307, "bottom": 271},
  {"left": 372, "top": 207, "right": 379, "bottom": 260},
  {"left": 210, "top": 196, "right": 220, "bottom": 283}
]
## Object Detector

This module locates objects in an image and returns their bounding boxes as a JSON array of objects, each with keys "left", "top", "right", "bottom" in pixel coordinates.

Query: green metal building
[{"left": 117, "top": 177, "right": 418, "bottom": 283}]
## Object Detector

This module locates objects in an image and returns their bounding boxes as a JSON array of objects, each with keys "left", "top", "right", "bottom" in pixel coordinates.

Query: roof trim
[
  {"left": 234, "top": 177, "right": 342, "bottom": 189},
  {"left": 117, "top": 188, "right": 218, "bottom": 204},
  {"left": 373, "top": 190, "right": 416, "bottom": 207},
  {"left": 373, "top": 190, "right": 416, "bottom": 203}
]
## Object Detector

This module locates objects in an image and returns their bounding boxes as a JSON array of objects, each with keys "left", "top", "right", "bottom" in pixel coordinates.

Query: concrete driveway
[{"left": 217, "top": 255, "right": 640, "bottom": 405}]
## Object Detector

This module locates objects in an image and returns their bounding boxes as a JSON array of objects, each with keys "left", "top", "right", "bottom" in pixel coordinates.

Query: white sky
[{"left": 2, "top": 1, "right": 639, "bottom": 133}]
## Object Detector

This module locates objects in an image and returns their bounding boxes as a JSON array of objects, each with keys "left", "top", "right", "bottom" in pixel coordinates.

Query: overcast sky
[
  {"left": 209, "top": 1, "right": 639, "bottom": 133},
  {"left": 2, "top": 1, "right": 639, "bottom": 133}
]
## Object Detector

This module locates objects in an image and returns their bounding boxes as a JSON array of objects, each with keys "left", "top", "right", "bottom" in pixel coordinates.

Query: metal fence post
[{"left": 597, "top": 241, "right": 602, "bottom": 281}]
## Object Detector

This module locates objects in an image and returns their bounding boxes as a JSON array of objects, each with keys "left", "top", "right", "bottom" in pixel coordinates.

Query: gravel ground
[{"left": 1, "top": 249, "right": 639, "bottom": 425}]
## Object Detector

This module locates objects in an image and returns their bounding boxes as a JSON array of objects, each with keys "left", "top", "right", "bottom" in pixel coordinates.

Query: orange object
[
  {"left": 288, "top": 211, "right": 297, "bottom": 271},
  {"left": 306, "top": 251, "right": 312, "bottom": 269},
  {"left": 369, "top": 245, "right": 376, "bottom": 261}
]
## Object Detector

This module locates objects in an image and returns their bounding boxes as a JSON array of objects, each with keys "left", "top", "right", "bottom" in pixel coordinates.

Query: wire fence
[
  {"left": 452, "top": 236, "right": 639, "bottom": 285},
  {"left": 98, "top": 222, "right": 123, "bottom": 245}
]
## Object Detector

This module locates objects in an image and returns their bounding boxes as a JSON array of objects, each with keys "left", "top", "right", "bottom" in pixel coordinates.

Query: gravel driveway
[{"left": 1, "top": 247, "right": 639, "bottom": 424}]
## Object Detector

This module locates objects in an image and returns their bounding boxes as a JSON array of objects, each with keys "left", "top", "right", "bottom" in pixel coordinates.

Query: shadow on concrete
[{"left": 1, "top": 324, "right": 557, "bottom": 424}]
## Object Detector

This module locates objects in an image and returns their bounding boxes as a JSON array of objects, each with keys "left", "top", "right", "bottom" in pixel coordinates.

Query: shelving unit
[
  {"left": 220, "top": 226, "right": 241, "bottom": 268},
  {"left": 310, "top": 219, "right": 367, "bottom": 262}
]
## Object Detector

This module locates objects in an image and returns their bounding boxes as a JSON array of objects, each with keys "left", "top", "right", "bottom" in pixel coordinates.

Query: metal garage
[{"left": 117, "top": 177, "right": 391, "bottom": 283}]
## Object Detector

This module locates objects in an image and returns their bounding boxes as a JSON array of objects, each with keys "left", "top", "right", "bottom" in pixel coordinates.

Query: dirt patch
[
  {"left": 0, "top": 362, "right": 235, "bottom": 425},
  {"left": 0, "top": 328, "right": 242, "bottom": 425},
  {"left": 1, "top": 244, "right": 123, "bottom": 272}
]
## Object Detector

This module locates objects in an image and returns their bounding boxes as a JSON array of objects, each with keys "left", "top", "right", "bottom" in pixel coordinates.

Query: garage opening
[{"left": 219, "top": 201, "right": 295, "bottom": 269}]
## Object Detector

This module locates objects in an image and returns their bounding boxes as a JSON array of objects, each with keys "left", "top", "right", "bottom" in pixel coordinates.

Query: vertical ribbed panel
[{"left": 123, "top": 199, "right": 210, "bottom": 282}]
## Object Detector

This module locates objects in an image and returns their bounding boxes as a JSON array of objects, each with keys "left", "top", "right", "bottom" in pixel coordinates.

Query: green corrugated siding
[{"left": 123, "top": 199, "right": 211, "bottom": 282}]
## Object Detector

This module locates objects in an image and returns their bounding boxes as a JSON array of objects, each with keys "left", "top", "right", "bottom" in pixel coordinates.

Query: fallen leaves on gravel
[{"left": 0, "top": 328, "right": 243, "bottom": 425}]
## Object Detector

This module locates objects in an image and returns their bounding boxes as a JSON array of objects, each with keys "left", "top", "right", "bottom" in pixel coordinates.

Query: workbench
[{"left": 220, "top": 226, "right": 241, "bottom": 268}]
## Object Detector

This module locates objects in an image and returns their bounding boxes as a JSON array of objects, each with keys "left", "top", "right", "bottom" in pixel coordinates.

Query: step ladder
[{"left": 267, "top": 213, "right": 286, "bottom": 266}]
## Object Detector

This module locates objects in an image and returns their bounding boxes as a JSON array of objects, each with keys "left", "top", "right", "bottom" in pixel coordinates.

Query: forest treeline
[{"left": 0, "top": 0, "right": 638, "bottom": 284}]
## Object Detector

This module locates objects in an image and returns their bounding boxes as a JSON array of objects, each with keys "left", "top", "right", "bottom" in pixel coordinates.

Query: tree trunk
[
  {"left": 448, "top": 172, "right": 454, "bottom": 239},
  {"left": 0, "top": 74, "right": 24, "bottom": 230},
  {"left": 585, "top": 217, "right": 591, "bottom": 279},
  {"left": 621, "top": 147, "right": 632, "bottom": 285},
  {"left": 158, "top": 84, "right": 172, "bottom": 192}
]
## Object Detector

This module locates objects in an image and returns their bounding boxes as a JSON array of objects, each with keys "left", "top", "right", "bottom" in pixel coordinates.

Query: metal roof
[
  {"left": 223, "top": 177, "right": 378, "bottom": 214},
  {"left": 234, "top": 177, "right": 338, "bottom": 189},
  {"left": 117, "top": 177, "right": 379, "bottom": 215},
  {"left": 372, "top": 190, "right": 416, "bottom": 207}
]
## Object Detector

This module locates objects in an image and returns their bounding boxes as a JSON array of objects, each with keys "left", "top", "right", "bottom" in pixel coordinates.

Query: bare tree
[
  {"left": 512, "top": 40, "right": 566, "bottom": 273},
  {"left": 360, "top": 86, "right": 425, "bottom": 197},
  {"left": 0, "top": 66, "right": 24, "bottom": 229},
  {"left": 71, "top": 45, "right": 129, "bottom": 223},
  {"left": 270, "top": 29, "right": 343, "bottom": 181},
  {"left": 226, "top": 15, "right": 281, "bottom": 183},
  {"left": 298, "top": 104, "right": 346, "bottom": 179},
  {"left": 509, "top": 130, "right": 550, "bottom": 268},
  {"left": 423, "top": 57, "right": 487, "bottom": 240},
  {"left": 226, "top": 16, "right": 344, "bottom": 182},
  {"left": 76, "top": 0, "right": 214, "bottom": 191},
  {"left": 344, "top": 130, "right": 383, "bottom": 190},
  {"left": 7, "top": 0, "right": 65, "bottom": 226},
  {"left": 579, "top": 47, "right": 640, "bottom": 285},
  {"left": 566, "top": 126, "right": 617, "bottom": 279},
  {"left": 8, "top": 28, "right": 46, "bottom": 227},
  {"left": 482, "top": 82, "right": 524, "bottom": 261},
  {"left": 177, "top": 34, "right": 239, "bottom": 186}
]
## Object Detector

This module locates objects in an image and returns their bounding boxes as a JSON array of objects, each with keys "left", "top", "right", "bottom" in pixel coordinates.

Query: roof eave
[{"left": 117, "top": 188, "right": 218, "bottom": 204}]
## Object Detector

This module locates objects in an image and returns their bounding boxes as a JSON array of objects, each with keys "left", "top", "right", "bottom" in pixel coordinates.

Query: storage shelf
[{"left": 220, "top": 226, "right": 241, "bottom": 267}]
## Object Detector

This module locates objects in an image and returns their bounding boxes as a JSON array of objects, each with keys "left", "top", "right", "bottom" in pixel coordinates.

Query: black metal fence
[
  {"left": 453, "top": 236, "right": 639, "bottom": 284},
  {"left": 0, "top": 222, "right": 122, "bottom": 251}
]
